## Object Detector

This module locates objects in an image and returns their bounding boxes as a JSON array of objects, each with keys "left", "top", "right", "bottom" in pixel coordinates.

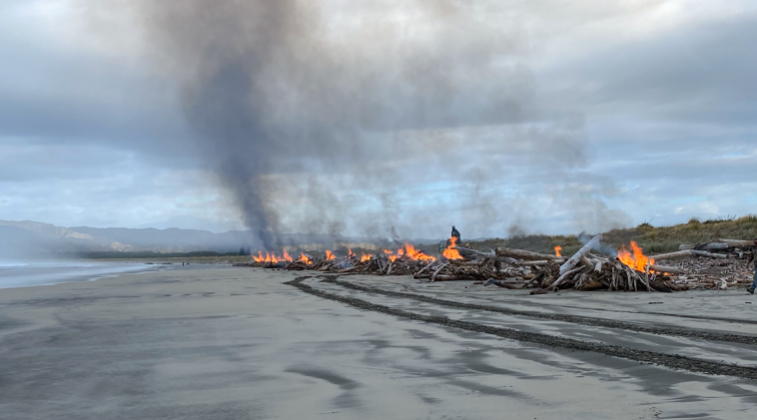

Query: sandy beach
[{"left": 1, "top": 266, "right": 756, "bottom": 419}]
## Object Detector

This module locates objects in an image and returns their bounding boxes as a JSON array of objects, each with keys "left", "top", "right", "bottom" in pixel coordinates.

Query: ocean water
[{"left": 0, "top": 261, "right": 158, "bottom": 289}]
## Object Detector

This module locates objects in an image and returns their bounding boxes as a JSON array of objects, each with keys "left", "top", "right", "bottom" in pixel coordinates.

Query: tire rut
[
  {"left": 285, "top": 275, "right": 757, "bottom": 380},
  {"left": 330, "top": 278, "right": 757, "bottom": 346}
]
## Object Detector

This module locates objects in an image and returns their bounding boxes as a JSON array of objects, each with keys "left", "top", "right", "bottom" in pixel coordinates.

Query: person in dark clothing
[
  {"left": 747, "top": 239, "right": 757, "bottom": 294},
  {"left": 451, "top": 226, "right": 461, "bottom": 242}
]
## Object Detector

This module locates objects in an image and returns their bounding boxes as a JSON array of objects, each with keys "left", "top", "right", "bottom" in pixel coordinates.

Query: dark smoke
[{"left": 88, "top": 0, "right": 630, "bottom": 246}]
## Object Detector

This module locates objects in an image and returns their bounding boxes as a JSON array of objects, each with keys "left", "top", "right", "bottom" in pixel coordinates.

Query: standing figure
[
  {"left": 451, "top": 226, "right": 461, "bottom": 243},
  {"left": 748, "top": 239, "right": 757, "bottom": 294}
]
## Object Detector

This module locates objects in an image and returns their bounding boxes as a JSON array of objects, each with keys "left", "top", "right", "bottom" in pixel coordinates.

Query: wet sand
[{"left": 1, "top": 267, "right": 755, "bottom": 419}]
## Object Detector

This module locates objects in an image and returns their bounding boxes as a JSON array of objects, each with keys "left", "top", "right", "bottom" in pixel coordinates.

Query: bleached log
[
  {"left": 550, "top": 266, "right": 585, "bottom": 290},
  {"left": 580, "top": 256, "right": 594, "bottom": 271},
  {"left": 430, "top": 263, "right": 449, "bottom": 282},
  {"left": 651, "top": 264, "right": 685, "bottom": 274},
  {"left": 413, "top": 260, "right": 438, "bottom": 279},
  {"left": 496, "top": 248, "right": 562, "bottom": 261},
  {"left": 698, "top": 242, "right": 729, "bottom": 250},
  {"left": 691, "top": 250, "right": 727, "bottom": 259},
  {"left": 593, "top": 261, "right": 603, "bottom": 273},
  {"left": 651, "top": 250, "right": 693, "bottom": 261},
  {"left": 559, "top": 234, "right": 602, "bottom": 276},
  {"left": 719, "top": 239, "right": 752, "bottom": 247},
  {"left": 454, "top": 247, "right": 517, "bottom": 264}
]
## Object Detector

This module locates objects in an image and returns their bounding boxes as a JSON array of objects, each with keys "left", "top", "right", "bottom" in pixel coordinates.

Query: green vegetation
[{"left": 467, "top": 215, "right": 757, "bottom": 256}]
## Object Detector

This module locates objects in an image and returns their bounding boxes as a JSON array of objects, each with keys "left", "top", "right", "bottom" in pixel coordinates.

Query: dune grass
[{"left": 468, "top": 215, "right": 757, "bottom": 256}]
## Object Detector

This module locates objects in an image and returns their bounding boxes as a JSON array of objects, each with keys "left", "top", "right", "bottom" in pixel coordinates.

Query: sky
[{"left": 1, "top": 0, "right": 755, "bottom": 240}]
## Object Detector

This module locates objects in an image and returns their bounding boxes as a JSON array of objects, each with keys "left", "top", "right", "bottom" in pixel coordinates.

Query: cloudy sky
[{"left": 1, "top": 0, "right": 755, "bottom": 240}]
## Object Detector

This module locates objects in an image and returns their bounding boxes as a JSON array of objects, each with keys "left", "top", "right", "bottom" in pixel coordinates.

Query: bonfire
[{"left": 237, "top": 229, "right": 753, "bottom": 293}]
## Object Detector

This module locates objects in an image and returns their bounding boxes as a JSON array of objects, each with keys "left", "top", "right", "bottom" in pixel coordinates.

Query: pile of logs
[
  {"left": 413, "top": 258, "right": 527, "bottom": 282},
  {"left": 462, "top": 234, "right": 682, "bottom": 293},
  {"left": 237, "top": 236, "right": 754, "bottom": 293},
  {"left": 312, "top": 255, "right": 428, "bottom": 276}
]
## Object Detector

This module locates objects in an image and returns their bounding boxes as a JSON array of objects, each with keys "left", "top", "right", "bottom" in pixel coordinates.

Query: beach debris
[{"left": 235, "top": 230, "right": 756, "bottom": 293}]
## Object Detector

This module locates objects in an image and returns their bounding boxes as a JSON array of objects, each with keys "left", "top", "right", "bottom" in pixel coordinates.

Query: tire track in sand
[
  {"left": 329, "top": 278, "right": 757, "bottom": 346},
  {"left": 286, "top": 275, "right": 757, "bottom": 380}
]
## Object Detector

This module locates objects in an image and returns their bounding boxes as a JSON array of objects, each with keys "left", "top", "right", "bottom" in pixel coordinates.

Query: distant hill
[
  {"left": 0, "top": 219, "right": 394, "bottom": 258},
  {"left": 0, "top": 220, "right": 258, "bottom": 258}
]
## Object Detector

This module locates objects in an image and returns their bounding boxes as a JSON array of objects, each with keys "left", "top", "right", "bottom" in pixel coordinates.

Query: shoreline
[{"left": 0, "top": 260, "right": 200, "bottom": 290}]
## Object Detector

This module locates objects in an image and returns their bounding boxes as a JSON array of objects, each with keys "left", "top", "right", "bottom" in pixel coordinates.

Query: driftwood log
[
  {"left": 650, "top": 264, "right": 686, "bottom": 274},
  {"left": 560, "top": 234, "right": 601, "bottom": 275},
  {"left": 495, "top": 248, "right": 561, "bottom": 261},
  {"left": 653, "top": 249, "right": 728, "bottom": 261},
  {"left": 720, "top": 239, "right": 752, "bottom": 247}
]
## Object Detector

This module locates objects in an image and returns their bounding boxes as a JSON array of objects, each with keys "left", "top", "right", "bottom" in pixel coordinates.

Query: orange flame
[
  {"left": 443, "top": 236, "right": 463, "bottom": 260},
  {"left": 554, "top": 246, "right": 562, "bottom": 257},
  {"left": 360, "top": 254, "right": 371, "bottom": 262},
  {"left": 404, "top": 243, "right": 436, "bottom": 262},
  {"left": 253, "top": 251, "right": 264, "bottom": 263},
  {"left": 380, "top": 244, "right": 436, "bottom": 263},
  {"left": 618, "top": 241, "right": 655, "bottom": 272},
  {"left": 298, "top": 253, "right": 313, "bottom": 265},
  {"left": 282, "top": 249, "right": 293, "bottom": 262},
  {"left": 325, "top": 250, "right": 336, "bottom": 261}
]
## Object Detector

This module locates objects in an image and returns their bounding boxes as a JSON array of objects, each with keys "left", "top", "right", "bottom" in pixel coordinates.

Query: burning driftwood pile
[
  {"left": 449, "top": 234, "right": 682, "bottom": 293},
  {"left": 514, "top": 235, "right": 685, "bottom": 293},
  {"left": 237, "top": 231, "right": 755, "bottom": 293},
  {"left": 239, "top": 243, "right": 441, "bottom": 276}
]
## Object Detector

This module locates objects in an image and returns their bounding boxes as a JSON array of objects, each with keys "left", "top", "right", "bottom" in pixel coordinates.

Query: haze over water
[{"left": 0, "top": 261, "right": 155, "bottom": 289}]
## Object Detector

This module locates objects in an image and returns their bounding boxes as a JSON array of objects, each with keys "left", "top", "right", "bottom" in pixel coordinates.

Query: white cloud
[{"left": 1, "top": 0, "right": 756, "bottom": 237}]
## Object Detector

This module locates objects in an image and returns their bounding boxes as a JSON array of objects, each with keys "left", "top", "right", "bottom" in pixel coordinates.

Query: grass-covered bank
[{"left": 469, "top": 215, "right": 757, "bottom": 256}]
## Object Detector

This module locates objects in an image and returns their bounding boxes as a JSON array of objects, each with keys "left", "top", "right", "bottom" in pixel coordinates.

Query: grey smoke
[
  {"left": 577, "top": 232, "right": 618, "bottom": 257},
  {"left": 92, "top": 0, "right": 630, "bottom": 246}
]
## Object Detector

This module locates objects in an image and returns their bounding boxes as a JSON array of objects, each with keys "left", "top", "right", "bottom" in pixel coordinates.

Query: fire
[
  {"left": 382, "top": 248, "right": 399, "bottom": 262},
  {"left": 253, "top": 244, "right": 436, "bottom": 265},
  {"left": 252, "top": 249, "right": 293, "bottom": 264},
  {"left": 381, "top": 244, "right": 436, "bottom": 263},
  {"left": 253, "top": 251, "right": 279, "bottom": 263},
  {"left": 404, "top": 244, "right": 436, "bottom": 262},
  {"left": 618, "top": 241, "right": 655, "bottom": 272},
  {"left": 554, "top": 246, "right": 562, "bottom": 257},
  {"left": 298, "top": 253, "right": 313, "bottom": 265},
  {"left": 442, "top": 236, "right": 463, "bottom": 260}
]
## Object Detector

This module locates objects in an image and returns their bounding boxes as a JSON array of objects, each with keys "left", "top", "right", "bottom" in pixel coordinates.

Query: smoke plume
[{"left": 89, "top": 0, "right": 629, "bottom": 246}]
